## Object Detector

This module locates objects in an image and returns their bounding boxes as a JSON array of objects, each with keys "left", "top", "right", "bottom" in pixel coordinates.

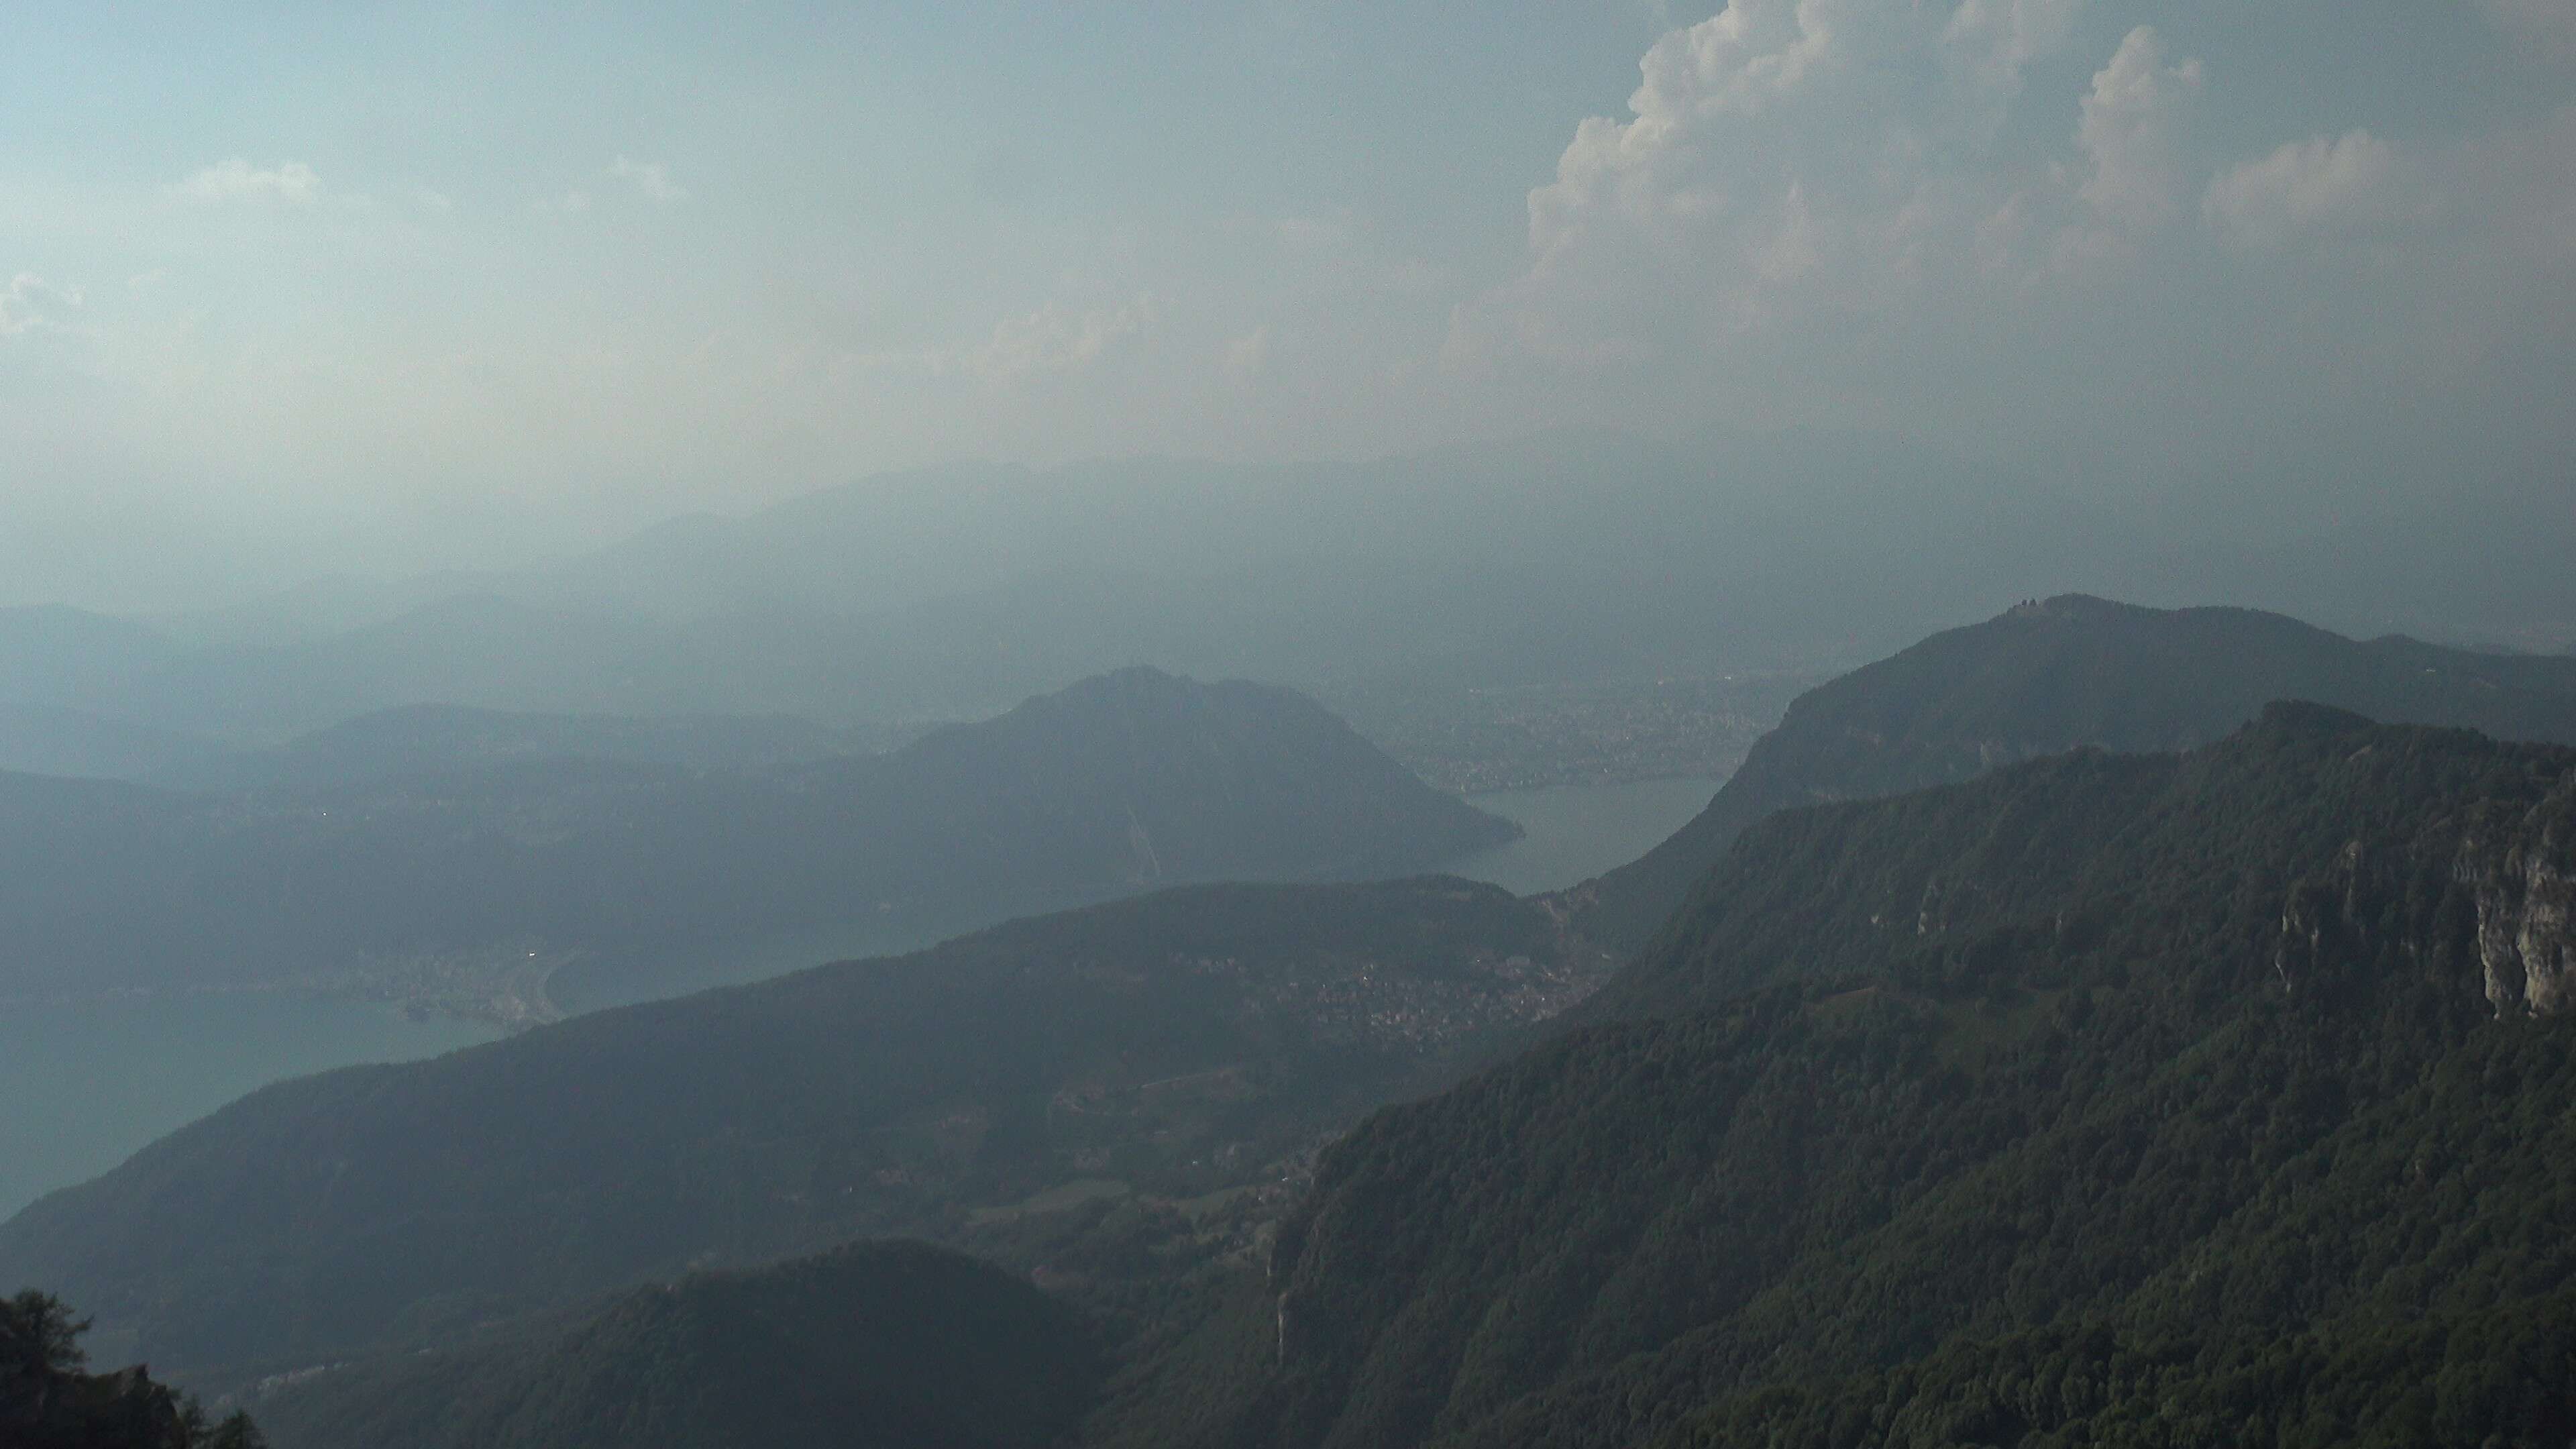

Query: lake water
[
  {"left": 1447, "top": 775, "right": 1720, "bottom": 896},
  {"left": 0, "top": 775, "right": 1718, "bottom": 1220},
  {"left": 0, "top": 994, "right": 497, "bottom": 1220}
]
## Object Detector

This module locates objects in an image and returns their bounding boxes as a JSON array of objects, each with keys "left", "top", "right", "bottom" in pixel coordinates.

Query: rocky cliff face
[
  {"left": 2465, "top": 807, "right": 2576, "bottom": 1018},
  {"left": 2269, "top": 782, "right": 2576, "bottom": 1018},
  {"left": 2271, "top": 839, "right": 2400, "bottom": 998}
]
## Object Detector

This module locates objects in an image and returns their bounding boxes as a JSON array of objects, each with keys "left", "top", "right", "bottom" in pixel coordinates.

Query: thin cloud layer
[
  {"left": 608, "top": 157, "right": 686, "bottom": 205},
  {"left": 2203, "top": 131, "right": 2405, "bottom": 251},
  {"left": 2481, "top": 0, "right": 2576, "bottom": 60},
  {"left": 176, "top": 158, "right": 324, "bottom": 205},
  {"left": 0, "top": 274, "right": 84, "bottom": 337},
  {"left": 853, "top": 298, "right": 1157, "bottom": 382}
]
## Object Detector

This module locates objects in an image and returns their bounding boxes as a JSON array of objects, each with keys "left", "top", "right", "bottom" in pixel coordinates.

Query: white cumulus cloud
[
  {"left": 1454, "top": 0, "right": 2107, "bottom": 375},
  {"left": 2074, "top": 28, "right": 2202, "bottom": 234},
  {"left": 2204, "top": 129, "right": 2405, "bottom": 250},
  {"left": 1433, "top": 1, "right": 2573, "bottom": 467},
  {"left": 1940, "top": 0, "right": 2084, "bottom": 133}
]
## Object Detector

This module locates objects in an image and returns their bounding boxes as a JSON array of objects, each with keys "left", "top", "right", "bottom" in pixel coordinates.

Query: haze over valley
[{"left": 7, "top": 3, "right": 2575, "bottom": 1447}]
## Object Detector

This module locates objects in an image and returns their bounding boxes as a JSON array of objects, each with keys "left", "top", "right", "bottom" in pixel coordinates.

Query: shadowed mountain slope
[
  {"left": 1571, "top": 595, "right": 2576, "bottom": 951},
  {"left": 1170, "top": 707, "right": 2576, "bottom": 1449},
  {"left": 249, "top": 1242, "right": 1100, "bottom": 1449}
]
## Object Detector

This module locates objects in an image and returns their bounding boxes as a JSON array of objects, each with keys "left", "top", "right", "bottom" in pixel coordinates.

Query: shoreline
[{"left": 0, "top": 956, "right": 568, "bottom": 1033}]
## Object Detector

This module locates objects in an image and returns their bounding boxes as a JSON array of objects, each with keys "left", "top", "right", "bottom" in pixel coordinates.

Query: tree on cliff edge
[{"left": 2, "top": 1289, "right": 264, "bottom": 1449}]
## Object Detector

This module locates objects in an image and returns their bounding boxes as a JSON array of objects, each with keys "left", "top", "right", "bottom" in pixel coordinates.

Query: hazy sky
[{"left": 3, "top": 1, "right": 2571, "bottom": 608}]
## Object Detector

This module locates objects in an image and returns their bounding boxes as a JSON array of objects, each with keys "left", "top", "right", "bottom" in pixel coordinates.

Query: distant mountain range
[
  {"left": 0, "top": 667, "right": 1515, "bottom": 1012},
  {"left": 8, "top": 437, "right": 2567, "bottom": 766},
  {"left": 0, "top": 702, "right": 221, "bottom": 784},
  {"left": 249, "top": 1241, "right": 1101, "bottom": 1449},
  {"left": 158, "top": 440, "right": 2576, "bottom": 659},
  {"left": 1568, "top": 594, "right": 2576, "bottom": 950}
]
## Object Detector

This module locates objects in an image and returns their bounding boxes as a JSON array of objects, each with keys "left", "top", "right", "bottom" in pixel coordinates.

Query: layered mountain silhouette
[
  {"left": 0, "top": 702, "right": 220, "bottom": 784},
  {"left": 21, "top": 598, "right": 2576, "bottom": 1448},
  {"left": 1570, "top": 594, "right": 2576, "bottom": 950},
  {"left": 11, "top": 439, "right": 2561, "bottom": 755},
  {"left": 0, "top": 877, "right": 1591, "bottom": 1384},
  {"left": 0, "top": 667, "right": 1513, "bottom": 1007}
]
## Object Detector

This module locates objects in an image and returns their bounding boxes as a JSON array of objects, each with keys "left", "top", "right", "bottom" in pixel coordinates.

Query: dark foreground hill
[
  {"left": 1572, "top": 594, "right": 2576, "bottom": 950},
  {"left": 0, "top": 667, "right": 1514, "bottom": 1010},
  {"left": 0, "top": 877, "right": 1600, "bottom": 1387},
  {"left": 1142, "top": 706, "right": 2576, "bottom": 1449},
  {"left": 249, "top": 1242, "right": 1099, "bottom": 1449}
]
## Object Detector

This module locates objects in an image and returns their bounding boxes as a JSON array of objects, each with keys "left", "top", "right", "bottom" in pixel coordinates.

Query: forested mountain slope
[
  {"left": 1572, "top": 595, "right": 2576, "bottom": 950},
  {"left": 1192, "top": 706, "right": 2576, "bottom": 1449},
  {"left": 0, "top": 877, "right": 1599, "bottom": 1388},
  {"left": 250, "top": 1242, "right": 1099, "bottom": 1449},
  {"left": 0, "top": 667, "right": 1512, "bottom": 1008}
]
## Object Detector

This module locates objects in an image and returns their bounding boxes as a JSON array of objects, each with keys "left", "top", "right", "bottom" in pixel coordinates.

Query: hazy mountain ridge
[
  {"left": 23, "top": 438, "right": 2569, "bottom": 755},
  {"left": 148, "top": 703, "right": 888, "bottom": 796},
  {"left": 0, "top": 876, "right": 1601, "bottom": 1386},
  {"left": 1569, "top": 594, "right": 2576, "bottom": 951},
  {"left": 1171, "top": 707, "right": 2576, "bottom": 1449},
  {"left": 0, "top": 606, "right": 186, "bottom": 700},
  {"left": 4, "top": 595, "right": 938, "bottom": 747},
  {"left": 0, "top": 667, "right": 1514, "bottom": 1014},
  {"left": 0, "top": 703, "right": 221, "bottom": 783},
  {"left": 248, "top": 1241, "right": 1102, "bottom": 1449}
]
